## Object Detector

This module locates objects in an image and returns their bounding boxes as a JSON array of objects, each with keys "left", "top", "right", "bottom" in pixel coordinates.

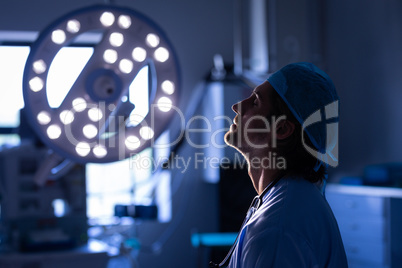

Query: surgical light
[
  {"left": 29, "top": 77, "right": 44, "bottom": 92},
  {"left": 157, "top": 97, "right": 172, "bottom": 112},
  {"left": 88, "top": 107, "right": 103, "bottom": 122},
  {"left": 23, "top": 5, "right": 180, "bottom": 164},
  {"left": 83, "top": 124, "right": 98, "bottom": 139},
  {"left": 37, "top": 111, "right": 51, "bottom": 125},
  {"left": 161, "top": 80, "right": 175, "bottom": 95},
  {"left": 60, "top": 110, "right": 75, "bottom": 125},
  {"left": 100, "top": 12, "right": 115, "bottom": 27},
  {"left": 154, "top": 47, "right": 169, "bottom": 62},
  {"left": 118, "top": 15, "right": 131, "bottom": 29},
  {"left": 67, "top": 20, "right": 81, "bottom": 33},
  {"left": 119, "top": 59, "right": 133, "bottom": 74},
  {"left": 47, "top": 124, "right": 62, "bottom": 139},
  {"left": 140, "top": 126, "right": 154, "bottom": 140},
  {"left": 93, "top": 144, "right": 107, "bottom": 158},
  {"left": 109, "top": 32, "right": 124, "bottom": 47},
  {"left": 33, "top": 60, "right": 47, "bottom": 74},
  {"left": 125, "top": 135, "right": 140, "bottom": 150},
  {"left": 72, "top": 97, "right": 87, "bottom": 112},
  {"left": 51, "top": 30, "right": 66, "bottom": 44},
  {"left": 103, "top": 49, "right": 118, "bottom": 64},
  {"left": 132, "top": 47, "right": 146, "bottom": 62},
  {"left": 146, "top": 33, "right": 160, "bottom": 48},
  {"left": 76, "top": 142, "right": 91, "bottom": 157}
]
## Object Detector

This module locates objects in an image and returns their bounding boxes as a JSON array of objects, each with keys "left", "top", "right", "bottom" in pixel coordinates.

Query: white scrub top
[{"left": 228, "top": 177, "right": 348, "bottom": 268}]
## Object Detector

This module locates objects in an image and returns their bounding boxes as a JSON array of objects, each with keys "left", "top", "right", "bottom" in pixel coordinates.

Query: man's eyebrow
[{"left": 253, "top": 90, "right": 262, "bottom": 99}]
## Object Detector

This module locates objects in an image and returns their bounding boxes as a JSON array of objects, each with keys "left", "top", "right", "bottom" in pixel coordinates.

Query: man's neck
[{"left": 247, "top": 152, "right": 285, "bottom": 195}]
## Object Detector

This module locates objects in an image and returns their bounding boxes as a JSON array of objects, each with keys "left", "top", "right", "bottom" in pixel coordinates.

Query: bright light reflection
[
  {"left": 119, "top": 59, "right": 133, "bottom": 74},
  {"left": 83, "top": 124, "right": 98, "bottom": 139},
  {"left": 154, "top": 47, "right": 169, "bottom": 62},
  {"left": 125, "top": 135, "right": 140, "bottom": 150},
  {"left": 146, "top": 33, "right": 160, "bottom": 48},
  {"left": 76, "top": 142, "right": 91, "bottom": 157},
  {"left": 127, "top": 66, "right": 149, "bottom": 127},
  {"left": 110, "top": 32, "right": 124, "bottom": 47},
  {"left": 132, "top": 47, "right": 146, "bottom": 62},
  {"left": 93, "top": 144, "right": 107, "bottom": 158},
  {"left": 67, "top": 19, "right": 81, "bottom": 33},
  {"left": 51, "top": 30, "right": 66, "bottom": 44},
  {"left": 157, "top": 97, "right": 172, "bottom": 112},
  {"left": 100, "top": 12, "right": 115, "bottom": 27},
  {"left": 47, "top": 124, "right": 62, "bottom": 139},
  {"left": 37, "top": 111, "right": 51, "bottom": 125},
  {"left": 118, "top": 15, "right": 131, "bottom": 29},
  {"left": 29, "top": 77, "right": 44, "bottom": 92},
  {"left": 88, "top": 107, "right": 103, "bottom": 122},
  {"left": 161, "top": 80, "right": 174, "bottom": 95},
  {"left": 33, "top": 60, "right": 46, "bottom": 74},
  {"left": 140, "top": 126, "right": 154, "bottom": 140},
  {"left": 72, "top": 97, "right": 87, "bottom": 112},
  {"left": 0, "top": 46, "right": 29, "bottom": 128},
  {"left": 47, "top": 47, "right": 93, "bottom": 108},
  {"left": 60, "top": 110, "right": 74, "bottom": 125}
]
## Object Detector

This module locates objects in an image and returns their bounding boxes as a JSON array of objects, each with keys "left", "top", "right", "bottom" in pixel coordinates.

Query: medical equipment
[
  {"left": 209, "top": 175, "right": 283, "bottom": 267},
  {"left": 1, "top": 4, "right": 181, "bottom": 267},
  {"left": 23, "top": 4, "right": 180, "bottom": 165}
]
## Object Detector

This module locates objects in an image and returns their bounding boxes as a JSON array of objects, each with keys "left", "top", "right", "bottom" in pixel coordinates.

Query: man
[{"left": 222, "top": 62, "right": 348, "bottom": 267}]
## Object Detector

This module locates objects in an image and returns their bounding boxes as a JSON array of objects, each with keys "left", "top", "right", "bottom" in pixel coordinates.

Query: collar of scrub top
[{"left": 209, "top": 175, "right": 283, "bottom": 268}]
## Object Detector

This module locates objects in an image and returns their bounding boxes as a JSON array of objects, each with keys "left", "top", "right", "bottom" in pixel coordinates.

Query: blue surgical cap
[{"left": 267, "top": 62, "right": 339, "bottom": 169}]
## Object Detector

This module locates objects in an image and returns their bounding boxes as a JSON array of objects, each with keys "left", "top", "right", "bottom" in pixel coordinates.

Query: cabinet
[{"left": 326, "top": 184, "right": 402, "bottom": 268}]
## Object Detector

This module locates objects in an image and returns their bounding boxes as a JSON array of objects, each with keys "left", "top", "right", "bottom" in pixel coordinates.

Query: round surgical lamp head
[{"left": 23, "top": 5, "right": 180, "bottom": 163}]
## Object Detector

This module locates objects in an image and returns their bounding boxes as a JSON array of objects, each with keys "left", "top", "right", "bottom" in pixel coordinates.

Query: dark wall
[{"left": 326, "top": 0, "right": 402, "bottom": 179}]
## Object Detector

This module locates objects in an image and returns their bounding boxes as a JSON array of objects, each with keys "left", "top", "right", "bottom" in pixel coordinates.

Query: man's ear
[{"left": 275, "top": 119, "right": 295, "bottom": 140}]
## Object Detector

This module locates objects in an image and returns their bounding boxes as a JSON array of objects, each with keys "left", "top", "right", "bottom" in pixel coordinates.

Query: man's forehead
[{"left": 254, "top": 81, "right": 275, "bottom": 100}]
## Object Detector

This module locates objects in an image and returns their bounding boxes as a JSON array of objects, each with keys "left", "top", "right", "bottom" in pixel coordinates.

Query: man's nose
[{"left": 232, "top": 102, "right": 240, "bottom": 114}]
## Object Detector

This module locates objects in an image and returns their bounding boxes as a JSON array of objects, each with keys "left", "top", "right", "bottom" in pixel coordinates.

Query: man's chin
[{"left": 224, "top": 131, "right": 239, "bottom": 149}]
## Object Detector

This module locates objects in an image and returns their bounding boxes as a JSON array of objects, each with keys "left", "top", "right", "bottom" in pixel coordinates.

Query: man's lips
[{"left": 233, "top": 115, "right": 238, "bottom": 125}]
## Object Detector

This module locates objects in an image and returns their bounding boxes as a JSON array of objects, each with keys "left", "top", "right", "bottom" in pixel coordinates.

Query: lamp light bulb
[
  {"left": 110, "top": 32, "right": 124, "bottom": 47},
  {"left": 83, "top": 124, "right": 98, "bottom": 139},
  {"left": 47, "top": 124, "right": 62, "bottom": 139},
  {"left": 146, "top": 33, "right": 160, "bottom": 48},
  {"left": 67, "top": 19, "right": 81, "bottom": 33},
  {"left": 118, "top": 15, "right": 131, "bottom": 29},
  {"left": 60, "top": 110, "right": 74, "bottom": 125},
  {"left": 100, "top": 12, "right": 115, "bottom": 27},
  {"left": 72, "top": 98, "right": 87, "bottom": 112},
  {"left": 33, "top": 60, "right": 47, "bottom": 74},
  {"left": 103, "top": 49, "right": 118, "bottom": 64},
  {"left": 161, "top": 80, "right": 175, "bottom": 95},
  {"left": 51, "top": 30, "right": 66, "bottom": 44},
  {"left": 157, "top": 97, "right": 172, "bottom": 112},
  {"left": 29, "top": 77, "right": 44, "bottom": 92},
  {"left": 125, "top": 135, "right": 140, "bottom": 150},
  {"left": 88, "top": 107, "right": 103, "bottom": 122},
  {"left": 76, "top": 142, "right": 91, "bottom": 157},
  {"left": 154, "top": 47, "right": 169, "bottom": 62},
  {"left": 140, "top": 126, "right": 154, "bottom": 140},
  {"left": 37, "top": 111, "right": 51, "bottom": 125},
  {"left": 93, "top": 144, "right": 107, "bottom": 158},
  {"left": 119, "top": 59, "right": 133, "bottom": 74},
  {"left": 132, "top": 47, "right": 147, "bottom": 62}
]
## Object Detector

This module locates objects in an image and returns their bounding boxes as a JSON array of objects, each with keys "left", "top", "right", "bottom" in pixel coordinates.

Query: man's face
[{"left": 224, "top": 81, "right": 277, "bottom": 153}]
